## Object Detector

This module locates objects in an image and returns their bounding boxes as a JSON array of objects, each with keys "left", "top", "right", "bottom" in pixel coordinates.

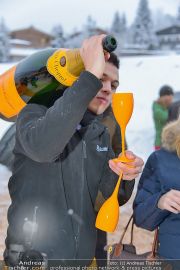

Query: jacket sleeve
[
  {"left": 16, "top": 71, "right": 102, "bottom": 162},
  {"left": 99, "top": 144, "right": 135, "bottom": 206},
  {"left": 133, "top": 153, "right": 170, "bottom": 231}
]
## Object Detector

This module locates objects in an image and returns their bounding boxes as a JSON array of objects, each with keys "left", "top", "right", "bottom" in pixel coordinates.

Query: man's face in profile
[{"left": 88, "top": 62, "right": 119, "bottom": 115}]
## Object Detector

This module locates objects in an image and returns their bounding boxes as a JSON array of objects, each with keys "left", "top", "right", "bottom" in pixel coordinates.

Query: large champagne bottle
[{"left": 0, "top": 35, "right": 117, "bottom": 121}]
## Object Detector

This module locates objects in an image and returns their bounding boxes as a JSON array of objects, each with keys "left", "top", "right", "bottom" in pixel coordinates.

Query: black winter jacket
[{"left": 5, "top": 71, "right": 134, "bottom": 265}]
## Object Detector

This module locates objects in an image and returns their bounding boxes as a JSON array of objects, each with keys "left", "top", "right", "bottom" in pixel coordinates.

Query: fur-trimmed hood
[{"left": 161, "top": 118, "right": 180, "bottom": 152}]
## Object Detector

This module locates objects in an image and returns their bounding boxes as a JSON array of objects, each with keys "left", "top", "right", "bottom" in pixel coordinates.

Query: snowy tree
[
  {"left": 110, "top": 11, "right": 127, "bottom": 49},
  {"left": 122, "top": 13, "right": 127, "bottom": 32},
  {"left": 83, "top": 15, "right": 97, "bottom": 37},
  {"left": 131, "top": 0, "right": 156, "bottom": 48},
  {"left": 111, "top": 12, "right": 127, "bottom": 35},
  {"left": 51, "top": 24, "right": 65, "bottom": 48},
  {"left": 177, "top": 5, "right": 180, "bottom": 24},
  {"left": 65, "top": 16, "right": 98, "bottom": 49},
  {"left": 111, "top": 12, "right": 121, "bottom": 34},
  {"left": 0, "top": 19, "right": 10, "bottom": 62}
]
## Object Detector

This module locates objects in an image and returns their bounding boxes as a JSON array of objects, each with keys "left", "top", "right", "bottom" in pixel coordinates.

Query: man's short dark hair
[
  {"left": 159, "top": 85, "right": 174, "bottom": 97},
  {"left": 108, "top": 52, "right": 120, "bottom": 69}
]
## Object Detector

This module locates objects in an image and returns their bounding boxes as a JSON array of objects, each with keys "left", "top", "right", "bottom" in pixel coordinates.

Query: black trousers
[{"left": 95, "top": 229, "right": 107, "bottom": 267}]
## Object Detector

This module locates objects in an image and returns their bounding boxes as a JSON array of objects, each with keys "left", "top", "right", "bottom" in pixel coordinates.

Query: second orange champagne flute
[{"left": 95, "top": 92, "right": 134, "bottom": 232}]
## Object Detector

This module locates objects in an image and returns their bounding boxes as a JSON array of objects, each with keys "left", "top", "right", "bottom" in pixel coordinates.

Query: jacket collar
[
  {"left": 78, "top": 110, "right": 106, "bottom": 141},
  {"left": 80, "top": 110, "right": 97, "bottom": 127}
]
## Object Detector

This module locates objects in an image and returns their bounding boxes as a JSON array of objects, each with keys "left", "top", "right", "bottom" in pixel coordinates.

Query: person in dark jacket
[
  {"left": 152, "top": 85, "right": 174, "bottom": 150},
  {"left": 4, "top": 35, "right": 144, "bottom": 266},
  {"left": 168, "top": 93, "right": 180, "bottom": 122},
  {"left": 133, "top": 118, "right": 180, "bottom": 259}
]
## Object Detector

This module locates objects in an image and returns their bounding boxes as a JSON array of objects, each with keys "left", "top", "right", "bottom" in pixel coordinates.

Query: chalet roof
[
  {"left": 10, "top": 26, "right": 53, "bottom": 39},
  {"left": 156, "top": 25, "right": 180, "bottom": 35}
]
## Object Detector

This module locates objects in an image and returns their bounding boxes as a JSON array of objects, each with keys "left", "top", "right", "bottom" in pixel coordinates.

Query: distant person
[
  {"left": 168, "top": 91, "right": 180, "bottom": 122},
  {"left": 134, "top": 118, "right": 180, "bottom": 259},
  {"left": 152, "top": 85, "right": 174, "bottom": 150}
]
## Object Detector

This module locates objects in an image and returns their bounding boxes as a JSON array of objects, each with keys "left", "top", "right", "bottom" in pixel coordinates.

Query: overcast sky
[{"left": 1, "top": 0, "right": 179, "bottom": 33}]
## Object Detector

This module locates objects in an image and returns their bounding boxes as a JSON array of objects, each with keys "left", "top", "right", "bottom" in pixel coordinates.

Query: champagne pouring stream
[{"left": 95, "top": 92, "right": 134, "bottom": 232}]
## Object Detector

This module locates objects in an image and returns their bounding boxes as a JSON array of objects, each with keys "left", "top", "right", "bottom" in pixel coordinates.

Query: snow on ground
[
  {"left": 0, "top": 165, "right": 11, "bottom": 194},
  {"left": 0, "top": 63, "right": 14, "bottom": 75},
  {"left": 0, "top": 118, "right": 13, "bottom": 142}
]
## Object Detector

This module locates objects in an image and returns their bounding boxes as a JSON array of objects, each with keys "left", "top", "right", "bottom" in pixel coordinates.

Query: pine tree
[
  {"left": 132, "top": 0, "right": 155, "bottom": 48},
  {"left": 121, "top": 13, "right": 127, "bottom": 33},
  {"left": 84, "top": 15, "right": 96, "bottom": 37},
  {"left": 51, "top": 24, "right": 65, "bottom": 48},
  {"left": 177, "top": 5, "right": 180, "bottom": 24},
  {"left": 111, "top": 11, "right": 121, "bottom": 34},
  {"left": 111, "top": 12, "right": 127, "bottom": 34},
  {"left": 0, "top": 19, "right": 10, "bottom": 62},
  {"left": 111, "top": 11, "right": 127, "bottom": 49}
]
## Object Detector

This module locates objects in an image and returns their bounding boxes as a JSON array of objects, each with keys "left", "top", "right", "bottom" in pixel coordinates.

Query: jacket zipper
[
  {"left": 75, "top": 140, "right": 87, "bottom": 258},
  {"left": 83, "top": 140, "right": 87, "bottom": 158},
  {"left": 59, "top": 159, "right": 77, "bottom": 259}
]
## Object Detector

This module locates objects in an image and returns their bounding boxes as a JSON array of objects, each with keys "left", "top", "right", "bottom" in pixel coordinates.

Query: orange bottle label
[
  {"left": 0, "top": 66, "right": 26, "bottom": 118},
  {"left": 47, "top": 49, "right": 79, "bottom": 86}
]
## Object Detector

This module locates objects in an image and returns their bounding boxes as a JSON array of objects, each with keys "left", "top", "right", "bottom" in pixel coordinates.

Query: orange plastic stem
[
  {"left": 121, "top": 125, "right": 126, "bottom": 157},
  {"left": 112, "top": 171, "right": 123, "bottom": 198}
]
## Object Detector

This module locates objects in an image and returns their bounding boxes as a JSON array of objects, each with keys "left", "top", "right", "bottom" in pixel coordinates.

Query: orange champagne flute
[
  {"left": 112, "top": 92, "right": 134, "bottom": 163},
  {"left": 95, "top": 93, "right": 134, "bottom": 232}
]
